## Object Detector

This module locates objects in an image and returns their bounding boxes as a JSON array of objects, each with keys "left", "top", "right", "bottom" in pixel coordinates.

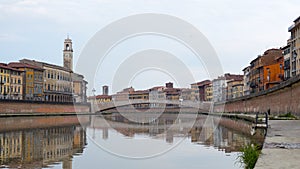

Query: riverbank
[
  {"left": 214, "top": 74, "right": 300, "bottom": 117},
  {"left": 0, "top": 112, "right": 95, "bottom": 117},
  {"left": 255, "top": 120, "right": 300, "bottom": 169},
  {"left": 0, "top": 115, "right": 91, "bottom": 132},
  {"left": 0, "top": 99, "right": 91, "bottom": 115}
]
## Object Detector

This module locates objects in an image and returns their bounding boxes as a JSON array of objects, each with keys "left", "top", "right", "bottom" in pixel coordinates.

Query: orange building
[
  {"left": 263, "top": 56, "right": 284, "bottom": 89},
  {"left": 249, "top": 49, "right": 283, "bottom": 93}
]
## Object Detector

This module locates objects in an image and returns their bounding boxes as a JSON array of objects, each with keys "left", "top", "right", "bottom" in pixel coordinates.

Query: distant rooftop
[
  {"left": 0, "top": 63, "right": 24, "bottom": 72},
  {"left": 20, "top": 59, "right": 72, "bottom": 72},
  {"left": 8, "top": 62, "right": 44, "bottom": 71}
]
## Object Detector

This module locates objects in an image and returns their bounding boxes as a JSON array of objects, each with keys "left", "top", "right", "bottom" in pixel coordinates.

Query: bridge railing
[{"left": 93, "top": 99, "right": 212, "bottom": 112}]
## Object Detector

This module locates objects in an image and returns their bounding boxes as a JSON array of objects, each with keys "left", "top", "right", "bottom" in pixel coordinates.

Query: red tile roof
[
  {"left": 0, "top": 63, "right": 24, "bottom": 72},
  {"left": 191, "top": 80, "right": 211, "bottom": 86},
  {"left": 8, "top": 62, "right": 44, "bottom": 71}
]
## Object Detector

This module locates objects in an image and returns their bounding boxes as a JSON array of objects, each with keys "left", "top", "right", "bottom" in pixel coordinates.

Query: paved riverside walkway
[{"left": 255, "top": 120, "right": 300, "bottom": 169}]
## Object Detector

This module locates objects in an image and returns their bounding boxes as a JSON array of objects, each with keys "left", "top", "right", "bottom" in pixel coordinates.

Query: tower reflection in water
[{"left": 0, "top": 125, "right": 86, "bottom": 168}]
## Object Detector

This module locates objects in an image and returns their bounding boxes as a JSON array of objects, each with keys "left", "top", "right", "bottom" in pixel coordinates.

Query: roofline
[
  {"left": 20, "top": 59, "right": 72, "bottom": 73},
  {"left": 0, "top": 63, "right": 25, "bottom": 72},
  {"left": 8, "top": 62, "right": 44, "bottom": 71},
  {"left": 294, "top": 16, "right": 300, "bottom": 23},
  {"left": 242, "top": 66, "right": 250, "bottom": 71}
]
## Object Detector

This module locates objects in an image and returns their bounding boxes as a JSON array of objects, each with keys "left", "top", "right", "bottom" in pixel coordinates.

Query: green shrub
[{"left": 236, "top": 144, "right": 260, "bottom": 169}]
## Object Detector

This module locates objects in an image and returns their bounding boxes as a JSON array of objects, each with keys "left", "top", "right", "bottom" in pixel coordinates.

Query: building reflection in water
[
  {"left": 93, "top": 113, "right": 265, "bottom": 153},
  {"left": 0, "top": 126, "right": 86, "bottom": 169}
]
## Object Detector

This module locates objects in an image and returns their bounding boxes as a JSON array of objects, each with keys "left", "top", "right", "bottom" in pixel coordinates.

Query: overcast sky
[{"left": 0, "top": 0, "right": 299, "bottom": 93}]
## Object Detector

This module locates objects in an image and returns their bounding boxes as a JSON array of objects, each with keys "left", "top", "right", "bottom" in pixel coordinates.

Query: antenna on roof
[{"left": 67, "top": 33, "right": 69, "bottom": 39}]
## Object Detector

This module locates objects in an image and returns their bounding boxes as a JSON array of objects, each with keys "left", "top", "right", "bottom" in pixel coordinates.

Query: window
[{"left": 66, "top": 44, "right": 70, "bottom": 50}]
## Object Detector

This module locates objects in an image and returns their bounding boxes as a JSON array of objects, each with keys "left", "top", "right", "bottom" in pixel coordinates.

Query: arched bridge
[{"left": 91, "top": 100, "right": 212, "bottom": 113}]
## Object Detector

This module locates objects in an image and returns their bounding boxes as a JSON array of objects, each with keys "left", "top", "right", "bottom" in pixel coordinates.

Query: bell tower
[{"left": 63, "top": 35, "right": 73, "bottom": 71}]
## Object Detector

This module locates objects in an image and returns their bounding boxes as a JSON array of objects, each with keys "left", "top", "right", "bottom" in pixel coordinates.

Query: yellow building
[
  {"left": 191, "top": 80, "right": 211, "bottom": 102},
  {"left": 128, "top": 90, "right": 149, "bottom": 100},
  {"left": 20, "top": 59, "right": 73, "bottom": 102},
  {"left": 227, "top": 78, "right": 244, "bottom": 100},
  {"left": 96, "top": 95, "right": 112, "bottom": 103},
  {"left": 205, "top": 84, "right": 213, "bottom": 101},
  {"left": 9, "top": 62, "right": 44, "bottom": 100},
  {"left": 25, "top": 68, "right": 34, "bottom": 100},
  {"left": 10, "top": 69, "right": 24, "bottom": 100},
  {"left": 0, "top": 63, "right": 24, "bottom": 100},
  {"left": 190, "top": 83, "right": 199, "bottom": 101},
  {"left": 128, "top": 90, "right": 150, "bottom": 108},
  {"left": 72, "top": 73, "right": 88, "bottom": 103},
  {"left": 232, "top": 83, "right": 244, "bottom": 99},
  {"left": 43, "top": 65, "right": 73, "bottom": 102},
  {"left": 0, "top": 63, "right": 11, "bottom": 99}
]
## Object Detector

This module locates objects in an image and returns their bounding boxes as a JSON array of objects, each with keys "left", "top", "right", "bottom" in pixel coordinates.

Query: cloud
[
  {"left": 0, "top": 0, "right": 300, "bottom": 88},
  {"left": 0, "top": 33, "right": 25, "bottom": 42},
  {"left": 0, "top": 0, "right": 48, "bottom": 17}
]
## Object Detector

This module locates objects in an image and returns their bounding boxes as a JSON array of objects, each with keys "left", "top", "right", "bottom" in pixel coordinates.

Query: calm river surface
[{"left": 0, "top": 113, "right": 265, "bottom": 169}]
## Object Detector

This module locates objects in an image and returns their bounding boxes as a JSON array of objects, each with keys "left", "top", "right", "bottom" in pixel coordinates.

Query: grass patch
[
  {"left": 269, "top": 112, "right": 298, "bottom": 120},
  {"left": 278, "top": 112, "right": 297, "bottom": 119},
  {"left": 236, "top": 144, "right": 261, "bottom": 169}
]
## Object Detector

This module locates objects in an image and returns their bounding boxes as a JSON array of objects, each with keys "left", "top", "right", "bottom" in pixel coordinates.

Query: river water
[{"left": 0, "top": 113, "right": 265, "bottom": 169}]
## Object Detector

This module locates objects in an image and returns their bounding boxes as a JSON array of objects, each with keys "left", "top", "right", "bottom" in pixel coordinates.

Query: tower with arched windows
[{"left": 63, "top": 36, "right": 73, "bottom": 71}]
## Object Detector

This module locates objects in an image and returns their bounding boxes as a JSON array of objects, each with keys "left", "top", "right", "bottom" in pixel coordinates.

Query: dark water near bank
[{"left": 0, "top": 113, "right": 265, "bottom": 169}]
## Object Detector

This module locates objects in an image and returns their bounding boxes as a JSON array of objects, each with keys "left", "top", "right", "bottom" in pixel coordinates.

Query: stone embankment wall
[
  {"left": 214, "top": 75, "right": 300, "bottom": 117},
  {"left": 0, "top": 100, "right": 90, "bottom": 114},
  {"left": 0, "top": 115, "right": 91, "bottom": 132}
]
